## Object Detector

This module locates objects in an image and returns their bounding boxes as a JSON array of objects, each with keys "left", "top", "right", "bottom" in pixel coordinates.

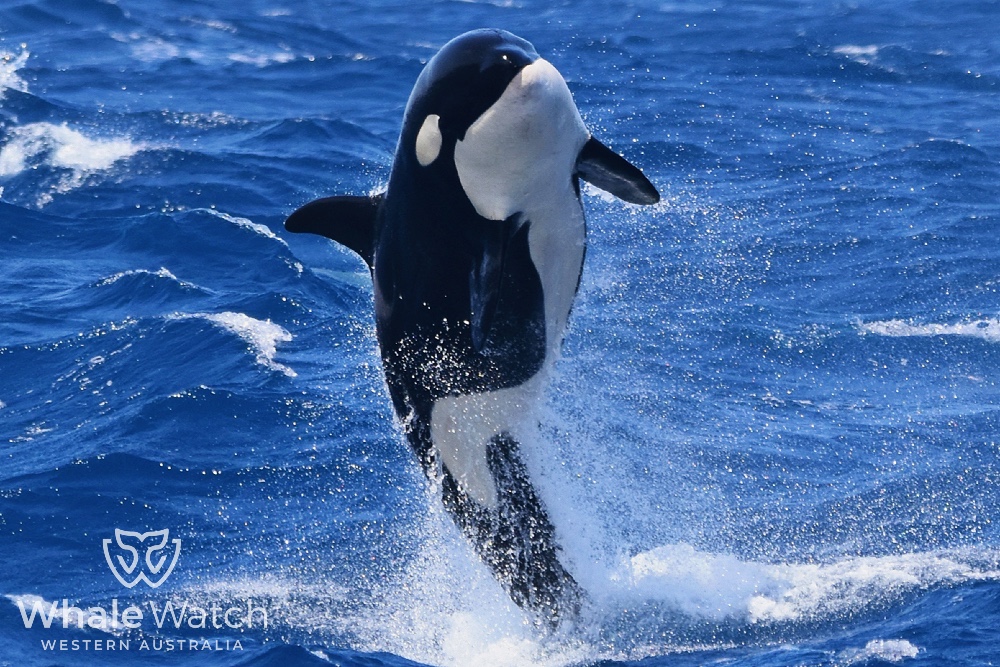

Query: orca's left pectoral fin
[
  {"left": 285, "top": 194, "right": 383, "bottom": 268},
  {"left": 576, "top": 136, "right": 660, "bottom": 205}
]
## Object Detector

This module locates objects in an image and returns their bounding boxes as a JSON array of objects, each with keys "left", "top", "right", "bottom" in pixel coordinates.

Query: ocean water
[{"left": 2, "top": 0, "right": 1000, "bottom": 665}]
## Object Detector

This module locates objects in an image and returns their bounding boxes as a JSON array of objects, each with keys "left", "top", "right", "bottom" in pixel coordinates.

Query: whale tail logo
[{"left": 103, "top": 529, "right": 181, "bottom": 589}]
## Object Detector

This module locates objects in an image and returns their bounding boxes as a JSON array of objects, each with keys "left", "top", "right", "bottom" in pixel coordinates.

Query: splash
[
  {"left": 167, "top": 312, "right": 296, "bottom": 377},
  {"left": 310, "top": 381, "right": 1000, "bottom": 665},
  {"left": 338, "top": 501, "right": 595, "bottom": 667},
  {"left": 353, "top": 538, "right": 995, "bottom": 666}
]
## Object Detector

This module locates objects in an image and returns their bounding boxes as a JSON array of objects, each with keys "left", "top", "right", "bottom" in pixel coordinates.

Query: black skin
[{"left": 286, "top": 29, "right": 659, "bottom": 625}]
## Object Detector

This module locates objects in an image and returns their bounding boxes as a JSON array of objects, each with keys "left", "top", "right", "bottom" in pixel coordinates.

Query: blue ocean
[{"left": 2, "top": 0, "right": 999, "bottom": 665}]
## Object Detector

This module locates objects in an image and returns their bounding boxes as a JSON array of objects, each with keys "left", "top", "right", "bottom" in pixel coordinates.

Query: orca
[{"left": 286, "top": 29, "right": 659, "bottom": 624}]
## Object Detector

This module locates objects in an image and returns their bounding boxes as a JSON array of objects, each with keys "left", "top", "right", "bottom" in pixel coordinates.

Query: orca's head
[
  {"left": 399, "top": 29, "right": 596, "bottom": 221},
  {"left": 397, "top": 29, "right": 659, "bottom": 221}
]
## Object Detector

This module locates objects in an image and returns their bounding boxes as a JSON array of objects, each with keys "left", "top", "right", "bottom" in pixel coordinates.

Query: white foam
[
  {"left": 183, "top": 17, "right": 237, "bottom": 33},
  {"left": 616, "top": 545, "right": 1000, "bottom": 624},
  {"left": 168, "top": 312, "right": 296, "bottom": 377},
  {"left": 97, "top": 267, "right": 203, "bottom": 291},
  {"left": 859, "top": 318, "right": 1000, "bottom": 343},
  {"left": 840, "top": 639, "right": 920, "bottom": 664},
  {"left": 834, "top": 44, "right": 881, "bottom": 67},
  {"left": 200, "top": 208, "right": 289, "bottom": 247},
  {"left": 111, "top": 30, "right": 305, "bottom": 67},
  {"left": 266, "top": 396, "right": 959, "bottom": 662},
  {"left": 228, "top": 51, "right": 297, "bottom": 67},
  {"left": 834, "top": 45, "right": 880, "bottom": 59},
  {"left": 0, "top": 48, "right": 29, "bottom": 98},
  {"left": 618, "top": 544, "right": 782, "bottom": 620},
  {"left": 164, "top": 110, "right": 241, "bottom": 129},
  {"left": 111, "top": 31, "right": 199, "bottom": 63},
  {"left": 0, "top": 122, "right": 146, "bottom": 205},
  {"left": 131, "top": 36, "right": 182, "bottom": 62},
  {"left": 0, "top": 123, "right": 142, "bottom": 174}
]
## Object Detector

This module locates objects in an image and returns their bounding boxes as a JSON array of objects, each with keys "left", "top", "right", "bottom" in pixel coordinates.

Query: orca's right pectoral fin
[
  {"left": 285, "top": 193, "right": 383, "bottom": 268},
  {"left": 576, "top": 136, "right": 660, "bottom": 205}
]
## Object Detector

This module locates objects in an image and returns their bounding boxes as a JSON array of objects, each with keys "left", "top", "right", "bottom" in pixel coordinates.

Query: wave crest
[
  {"left": 0, "top": 122, "right": 146, "bottom": 206},
  {"left": 167, "top": 312, "right": 296, "bottom": 377},
  {"left": 0, "top": 49, "right": 30, "bottom": 97}
]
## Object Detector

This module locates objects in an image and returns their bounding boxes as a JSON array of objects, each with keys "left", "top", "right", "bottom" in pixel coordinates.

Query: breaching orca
[{"left": 286, "top": 29, "right": 659, "bottom": 624}]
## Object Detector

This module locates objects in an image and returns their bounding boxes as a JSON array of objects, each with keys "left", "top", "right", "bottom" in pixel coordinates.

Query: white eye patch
[{"left": 415, "top": 113, "right": 442, "bottom": 166}]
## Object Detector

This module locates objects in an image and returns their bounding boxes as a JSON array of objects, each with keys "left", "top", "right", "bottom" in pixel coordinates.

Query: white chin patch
[
  {"left": 415, "top": 113, "right": 442, "bottom": 167},
  {"left": 454, "top": 58, "right": 589, "bottom": 221}
]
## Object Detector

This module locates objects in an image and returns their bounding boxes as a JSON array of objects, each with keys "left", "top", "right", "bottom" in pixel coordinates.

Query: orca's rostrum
[{"left": 286, "top": 29, "right": 659, "bottom": 623}]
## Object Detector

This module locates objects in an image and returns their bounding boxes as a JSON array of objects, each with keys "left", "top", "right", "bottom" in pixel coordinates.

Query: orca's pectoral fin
[
  {"left": 285, "top": 194, "right": 383, "bottom": 268},
  {"left": 469, "top": 214, "right": 518, "bottom": 353},
  {"left": 576, "top": 136, "right": 660, "bottom": 205}
]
